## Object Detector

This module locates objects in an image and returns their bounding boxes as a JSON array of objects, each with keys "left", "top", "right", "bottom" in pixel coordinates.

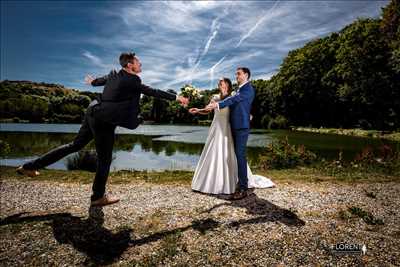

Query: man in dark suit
[{"left": 17, "top": 52, "right": 189, "bottom": 207}]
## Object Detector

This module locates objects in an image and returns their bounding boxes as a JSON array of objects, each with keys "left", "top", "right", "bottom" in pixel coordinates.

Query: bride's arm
[
  {"left": 189, "top": 107, "right": 212, "bottom": 115},
  {"left": 197, "top": 109, "right": 212, "bottom": 115},
  {"left": 189, "top": 95, "right": 219, "bottom": 115}
]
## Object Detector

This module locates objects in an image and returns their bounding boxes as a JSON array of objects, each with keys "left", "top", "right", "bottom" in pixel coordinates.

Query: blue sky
[{"left": 1, "top": 1, "right": 388, "bottom": 92}]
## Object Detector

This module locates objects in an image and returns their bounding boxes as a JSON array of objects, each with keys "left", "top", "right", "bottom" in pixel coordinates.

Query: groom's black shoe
[
  {"left": 230, "top": 187, "right": 255, "bottom": 200},
  {"left": 230, "top": 189, "right": 247, "bottom": 200}
]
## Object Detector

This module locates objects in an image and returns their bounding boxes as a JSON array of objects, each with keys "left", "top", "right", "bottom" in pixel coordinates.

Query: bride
[{"left": 189, "top": 78, "right": 275, "bottom": 195}]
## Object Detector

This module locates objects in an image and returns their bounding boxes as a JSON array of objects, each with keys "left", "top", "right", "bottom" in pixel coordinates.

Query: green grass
[
  {"left": 1, "top": 166, "right": 194, "bottom": 185},
  {"left": 2, "top": 165, "right": 399, "bottom": 186},
  {"left": 338, "top": 206, "right": 384, "bottom": 225},
  {"left": 1, "top": 166, "right": 95, "bottom": 183}
]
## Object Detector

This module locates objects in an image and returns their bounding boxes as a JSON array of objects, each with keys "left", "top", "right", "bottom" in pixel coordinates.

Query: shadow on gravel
[
  {"left": 0, "top": 208, "right": 131, "bottom": 265},
  {"left": 0, "top": 193, "right": 302, "bottom": 265},
  {"left": 0, "top": 208, "right": 220, "bottom": 265},
  {"left": 205, "top": 193, "right": 306, "bottom": 227},
  {"left": 51, "top": 207, "right": 132, "bottom": 265}
]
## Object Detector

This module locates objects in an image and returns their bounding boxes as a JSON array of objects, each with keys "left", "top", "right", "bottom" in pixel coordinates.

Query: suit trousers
[
  {"left": 231, "top": 128, "right": 250, "bottom": 190},
  {"left": 23, "top": 106, "right": 117, "bottom": 201}
]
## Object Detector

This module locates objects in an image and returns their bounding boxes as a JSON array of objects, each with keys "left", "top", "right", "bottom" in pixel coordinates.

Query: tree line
[
  {"left": 249, "top": 0, "right": 399, "bottom": 130},
  {"left": 0, "top": 80, "right": 97, "bottom": 123}
]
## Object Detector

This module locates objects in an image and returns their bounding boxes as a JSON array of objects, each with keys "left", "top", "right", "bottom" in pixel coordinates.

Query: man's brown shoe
[
  {"left": 16, "top": 166, "right": 40, "bottom": 177},
  {"left": 90, "top": 195, "right": 120, "bottom": 207}
]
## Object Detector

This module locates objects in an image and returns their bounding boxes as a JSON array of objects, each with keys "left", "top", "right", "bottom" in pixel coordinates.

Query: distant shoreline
[
  {"left": 2, "top": 120, "right": 399, "bottom": 141},
  {"left": 291, "top": 127, "right": 400, "bottom": 142}
]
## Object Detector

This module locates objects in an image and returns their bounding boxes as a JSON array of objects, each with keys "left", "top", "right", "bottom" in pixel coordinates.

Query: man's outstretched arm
[
  {"left": 140, "top": 84, "right": 176, "bottom": 100},
  {"left": 206, "top": 88, "right": 253, "bottom": 111},
  {"left": 91, "top": 76, "right": 108, "bottom": 86},
  {"left": 85, "top": 70, "right": 117, "bottom": 86},
  {"left": 141, "top": 84, "right": 189, "bottom": 106},
  {"left": 218, "top": 90, "right": 246, "bottom": 109}
]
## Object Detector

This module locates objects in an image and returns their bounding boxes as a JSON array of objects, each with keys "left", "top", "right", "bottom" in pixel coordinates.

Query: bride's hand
[{"left": 189, "top": 108, "right": 199, "bottom": 114}]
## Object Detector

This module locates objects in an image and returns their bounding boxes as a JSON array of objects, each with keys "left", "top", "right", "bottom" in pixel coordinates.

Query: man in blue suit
[{"left": 206, "top": 67, "right": 255, "bottom": 200}]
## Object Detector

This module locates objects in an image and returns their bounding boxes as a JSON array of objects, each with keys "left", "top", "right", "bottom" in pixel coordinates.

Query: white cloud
[
  {"left": 253, "top": 71, "right": 277, "bottom": 81},
  {"left": 119, "top": 2, "right": 208, "bottom": 33},
  {"left": 82, "top": 50, "right": 115, "bottom": 71},
  {"left": 73, "top": 1, "right": 387, "bottom": 90},
  {"left": 82, "top": 51, "right": 104, "bottom": 67}
]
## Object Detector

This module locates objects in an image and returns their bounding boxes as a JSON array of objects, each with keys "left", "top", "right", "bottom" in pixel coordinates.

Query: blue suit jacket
[{"left": 218, "top": 81, "right": 255, "bottom": 130}]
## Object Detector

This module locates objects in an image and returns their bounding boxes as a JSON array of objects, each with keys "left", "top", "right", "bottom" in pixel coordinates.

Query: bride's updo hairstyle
[{"left": 219, "top": 77, "right": 233, "bottom": 100}]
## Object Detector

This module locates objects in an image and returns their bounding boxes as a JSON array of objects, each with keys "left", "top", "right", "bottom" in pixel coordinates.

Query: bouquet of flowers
[{"left": 179, "top": 84, "right": 202, "bottom": 101}]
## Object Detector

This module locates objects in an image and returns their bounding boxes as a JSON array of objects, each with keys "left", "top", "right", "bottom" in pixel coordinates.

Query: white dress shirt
[{"left": 238, "top": 80, "right": 249, "bottom": 89}]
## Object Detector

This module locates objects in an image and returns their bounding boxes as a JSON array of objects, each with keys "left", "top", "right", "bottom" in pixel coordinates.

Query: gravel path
[{"left": 1, "top": 178, "right": 399, "bottom": 266}]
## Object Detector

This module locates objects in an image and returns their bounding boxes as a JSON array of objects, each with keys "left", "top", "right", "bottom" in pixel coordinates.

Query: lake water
[{"left": 1, "top": 123, "right": 398, "bottom": 171}]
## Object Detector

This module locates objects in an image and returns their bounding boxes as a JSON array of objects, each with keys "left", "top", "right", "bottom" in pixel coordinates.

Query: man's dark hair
[
  {"left": 119, "top": 52, "right": 135, "bottom": 67},
  {"left": 237, "top": 67, "right": 251, "bottom": 79}
]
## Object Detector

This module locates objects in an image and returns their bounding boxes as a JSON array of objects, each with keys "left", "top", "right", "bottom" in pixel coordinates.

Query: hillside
[{"left": 0, "top": 80, "right": 99, "bottom": 123}]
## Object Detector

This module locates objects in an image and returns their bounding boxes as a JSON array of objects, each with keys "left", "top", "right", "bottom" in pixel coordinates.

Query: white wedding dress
[{"left": 191, "top": 95, "right": 275, "bottom": 194}]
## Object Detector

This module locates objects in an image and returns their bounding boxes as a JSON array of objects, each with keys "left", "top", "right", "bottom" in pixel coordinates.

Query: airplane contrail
[
  {"left": 187, "top": 17, "right": 221, "bottom": 84},
  {"left": 205, "top": 0, "right": 281, "bottom": 84},
  {"left": 209, "top": 55, "right": 227, "bottom": 89},
  {"left": 236, "top": 0, "right": 281, "bottom": 48},
  {"left": 188, "top": 4, "right": 232, "bottom": 84},
  {"left": 203, "top": 26, "right": 219, "bottom": 57}
]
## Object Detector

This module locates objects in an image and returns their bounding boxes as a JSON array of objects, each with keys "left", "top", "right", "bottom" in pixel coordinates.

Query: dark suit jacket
[
  {"left": 218, "top": 82, "right": 255, "bottom": 130},
  {"left": 91, "top": 69, "right": 177, "bottom": 129}
]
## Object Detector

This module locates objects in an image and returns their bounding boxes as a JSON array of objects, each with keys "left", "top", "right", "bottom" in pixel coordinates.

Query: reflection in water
[
  {"left": 0, "top": 133, "right": 206, "bottom": 171},
  {"left": 111, "top": 147, "right": 199, "bottom": 171},
  {"left": 1, "top": 123, "right": 399, "bottom": 171}
]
